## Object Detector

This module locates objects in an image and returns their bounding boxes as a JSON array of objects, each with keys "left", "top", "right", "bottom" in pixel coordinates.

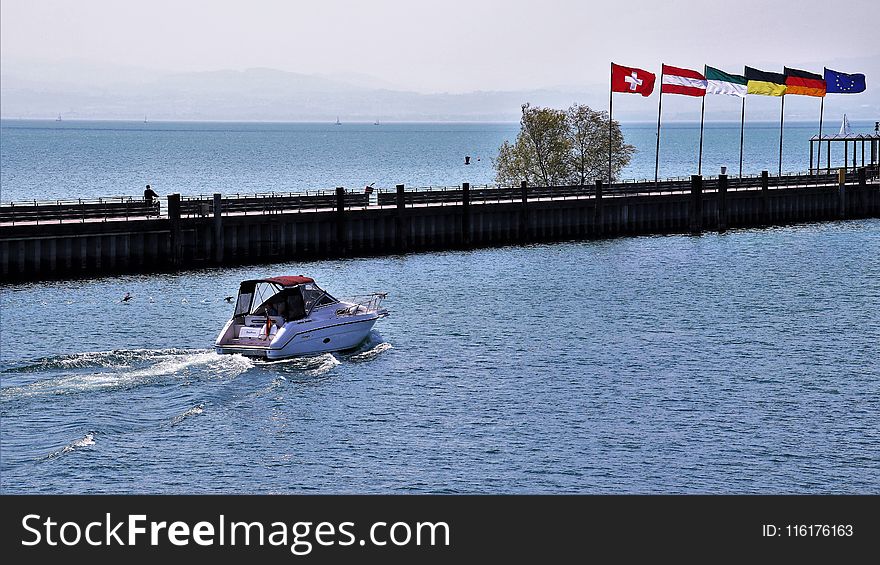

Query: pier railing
[
  {"left": 373, "top": 169, "right": 870, "bottom": 208},
  {"left": 2, "top": 167, "right": 875, "bottom": 223},
  {"left": 177, "top": 190, "right": 370, "bottom": 218},
  {"left": 0, "top": 196, "right": 159, "bottom": 225}
]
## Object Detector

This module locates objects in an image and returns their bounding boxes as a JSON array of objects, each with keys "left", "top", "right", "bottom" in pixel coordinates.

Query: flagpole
[
  {"left": 698, "top": 93, "right": 706, "bottom": 175},
  {"left": 654, "top": 67, "right": 664, "bottom": 183},
  {"left": 608, "top": 62, "right": 613, "bottom": 188},
  {"left": 739, "top": 96, "right": 745, "bottom": 178},
  {"left": 816, "top": 96, "right": 825, "bottom": 174},
  {"left": 778, "top": 94, "right": 785, "bottom": 177}
]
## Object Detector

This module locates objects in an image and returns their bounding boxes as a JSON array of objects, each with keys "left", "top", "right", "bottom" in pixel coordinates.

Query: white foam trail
[
  {"left": 349, "top": 342, "right": 393, "bottom": 361},
  {"left": 171, "top": 403, "right": 205, "bottom": 425},
  {"left": 2, "top": 349, "right": 253, "bottom": 399},
  {"left": 306, "top": 354, "right": 340, "bottom": 376},
  {"left": 70, "top": 433, "right": 96, "bottom": 448},
  {"left": 7, "top": 348, "right": 202, "bottom": 373},
  {"left": 125, "top": 351, "right": 226, "bottom": 378},
  {"left": 47, "top": 433, "right": 96, "bottom": 459}
]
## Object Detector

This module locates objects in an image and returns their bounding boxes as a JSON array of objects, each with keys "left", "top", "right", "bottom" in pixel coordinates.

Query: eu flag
[{"left": 824, "top": 68, "right": 866, "bottom": 93}]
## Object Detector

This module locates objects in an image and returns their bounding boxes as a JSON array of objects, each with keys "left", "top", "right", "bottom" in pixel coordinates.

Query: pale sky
[{"left": 2, "top": 0, "right": 878, "bottom": 93}]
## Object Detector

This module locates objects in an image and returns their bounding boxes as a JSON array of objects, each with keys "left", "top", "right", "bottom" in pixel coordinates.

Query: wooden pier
[{"left": 1, "top": 168, "right": 878, "bottom": 282}]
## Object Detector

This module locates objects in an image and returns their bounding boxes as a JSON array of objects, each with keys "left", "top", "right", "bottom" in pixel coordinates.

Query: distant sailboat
[
  {"left": 56, "top": 113, "right": 62, "bottom": 122},
  {"left": 335, "top": 116, "right": 341, "bottom": 126},
  {"left": 839, "top": 114, "right": 852, "bottom": 136},
  {"left": 374, "top": 119, "right": 380, "bottom": 125},
  {"left": 144, "top": 115, "right": 148, "bottom": 123}
]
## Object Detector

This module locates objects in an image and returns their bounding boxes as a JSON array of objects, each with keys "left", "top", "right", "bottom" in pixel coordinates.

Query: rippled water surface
[
  {"left": 2, "top": 220, "right": 878, "bottom": 493},
  {"left": 3, "top": 119, "right": 874, "bottom": 202}
]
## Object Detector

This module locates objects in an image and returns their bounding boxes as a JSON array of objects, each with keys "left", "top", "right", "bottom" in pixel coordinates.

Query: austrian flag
[{"left": 661, "top": 64, "right": 707, "bottom": 97}]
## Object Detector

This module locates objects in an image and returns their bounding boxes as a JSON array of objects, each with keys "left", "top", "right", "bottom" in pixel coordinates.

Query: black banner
[{"left": 1, "top": 495, "right": 876, "bottom": 562}]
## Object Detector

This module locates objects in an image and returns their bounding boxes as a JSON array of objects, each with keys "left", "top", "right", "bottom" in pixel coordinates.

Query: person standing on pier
[{"left": 144, "top": 184, "right": 160, "bottom": 216}]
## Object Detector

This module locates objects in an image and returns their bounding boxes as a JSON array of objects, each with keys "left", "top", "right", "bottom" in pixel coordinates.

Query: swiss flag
[{"left": 611, "top": 63, "right": 656, "bottom": 97}]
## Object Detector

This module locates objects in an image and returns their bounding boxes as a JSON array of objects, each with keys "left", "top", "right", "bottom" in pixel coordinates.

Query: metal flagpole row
[
  {"left": 817, "top": 96, "right": 825, "bottom": 173},
  {"left": 654, "top": 68, "right": 664, "bottom": 183},
  {"left": 739, "top": 96, "right": 746, "bottom": 178},
  {"left": 778, "top": 94, "right": 785, "bottom": 177},
  {"left": 608, "top": 62, "right": 613, "bottom": 188},
  {"left": 698, "top": 94, "right": 706, "bottom": 175}
]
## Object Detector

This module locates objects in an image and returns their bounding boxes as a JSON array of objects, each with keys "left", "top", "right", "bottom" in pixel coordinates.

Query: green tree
[{"left": 495, "top": 103, "right": 634, "bottom": 186}]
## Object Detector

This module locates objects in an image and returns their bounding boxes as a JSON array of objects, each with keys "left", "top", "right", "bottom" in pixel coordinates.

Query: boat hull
[{"left": 215, "top": 315, "right": 379, "bottom": 360}]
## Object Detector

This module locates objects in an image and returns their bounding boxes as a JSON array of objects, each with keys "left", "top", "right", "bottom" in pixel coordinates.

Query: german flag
[
  {"left": 744, "top": 66, "right": 786, "bottom": 96},
  {"left": 784, "top": 67, "right": 826, "bottom": 97}
]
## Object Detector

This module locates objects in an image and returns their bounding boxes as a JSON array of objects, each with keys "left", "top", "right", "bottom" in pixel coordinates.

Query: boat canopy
[
  {"left": 247, "top": 275, "right": 315, "bottom": 287},
  {"left": 232, "top": 276, "right": 336, "bottom": 318}
]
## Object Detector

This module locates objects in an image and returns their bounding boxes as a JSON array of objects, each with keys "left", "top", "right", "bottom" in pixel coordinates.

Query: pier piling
[
  {"left": 213, "top": 193, "right": 223, "bottom": 264},
  {"left": 395, "top": 184, "right": 407, "bottom": 253},
  {"left": 690, "top": 175, "right": 703, "bottom": 234},
  {"left": 168, "top": 193, "right": 182, "bottom": 267},
  {"left": 462, "top": 182, "right": 471, "bottom": 248},
  {"left": 519, "top": 180, "right": 530, "bottom": 242},
  {"left": 761, "top": 171, "right": 769, "bottom": 224},
  {"left": 335, "top": 186, "right": 347, "bottom": 256},
  {"left": 858, "top": 167, "right": 867, "bottom": 216},
  {"left": 718, "top": 174, "right": 728, "bottom": 233}
]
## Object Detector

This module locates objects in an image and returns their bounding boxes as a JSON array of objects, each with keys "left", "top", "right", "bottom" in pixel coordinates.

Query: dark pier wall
[{"left": 2, "top": 176, "right": 878, "bottom": 282}]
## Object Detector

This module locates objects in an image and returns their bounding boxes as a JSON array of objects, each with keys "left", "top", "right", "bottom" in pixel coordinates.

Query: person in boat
[
  {"left": 263, "top": 302, "right": 278, "bottom": 339},
  {"left": 286, "top": 288, "right": 306, "bottom": 321},
  {"left": 273, "top": 299, "right": 288, "bottom": 319}
]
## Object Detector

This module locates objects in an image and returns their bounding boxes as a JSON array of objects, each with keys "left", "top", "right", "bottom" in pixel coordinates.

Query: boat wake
[
  {"left": 252, "top": 331, "right": 391, "bottom": 377},
  {"left": 45, "top": 433, "right": 96, "bottom": 459},
  {"left": 170, "top": 403, "right": 206, "bottom": 426},
  {"left": 1, "top": 349, "right": 253, "bottom": 400},
  {"left": 256, "top": 353, "right": 341, "bottom": 377},
  {"left": 347, "top": 341, "right": 393, "bottom": 362},
  {"left": 2, "top": 333, "right": 392, "bottom": 401},
  {"left": 342, "top": 331, "right": 393, "bottom": 362}
]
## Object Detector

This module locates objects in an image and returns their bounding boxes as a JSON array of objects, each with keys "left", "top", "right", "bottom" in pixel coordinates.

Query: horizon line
[{"left": 3, "top": 117, "right": 876, "bottom": 126}]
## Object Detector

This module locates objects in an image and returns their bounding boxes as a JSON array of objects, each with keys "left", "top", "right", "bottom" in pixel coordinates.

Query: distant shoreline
[{"left": 2, "top": 117, "right": 876, "bottom": 127}]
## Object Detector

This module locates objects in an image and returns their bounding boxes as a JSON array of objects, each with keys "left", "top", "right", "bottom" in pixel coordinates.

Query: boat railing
[{"left": 338, "top": 293, "right": 388, "bottom": 316}]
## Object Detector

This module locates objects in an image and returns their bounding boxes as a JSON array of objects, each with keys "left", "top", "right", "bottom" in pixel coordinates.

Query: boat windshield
[{"left": 300, "top": 283, "right": 338, "bottom": 314}]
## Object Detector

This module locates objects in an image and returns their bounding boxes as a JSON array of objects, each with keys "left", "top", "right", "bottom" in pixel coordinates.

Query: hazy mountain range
[{"left": 2, "top": 59, "right": 878, "bottom": 123}]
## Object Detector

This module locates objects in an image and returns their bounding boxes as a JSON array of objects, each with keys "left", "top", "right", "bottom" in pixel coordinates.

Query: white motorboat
[{"left": 215, "top": 276, "right": 388, "bottom": 360}]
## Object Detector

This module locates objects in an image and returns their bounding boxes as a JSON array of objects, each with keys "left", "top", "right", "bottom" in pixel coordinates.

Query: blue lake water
[
  {"left": 1, "top": 119, "right": 875, "bottom": 202},
  {"left": 1, "top": 119, "right": 879, "bottom": 493},
  {"left": 1, "top": 221, "right": 879, "bottom": 493}
]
